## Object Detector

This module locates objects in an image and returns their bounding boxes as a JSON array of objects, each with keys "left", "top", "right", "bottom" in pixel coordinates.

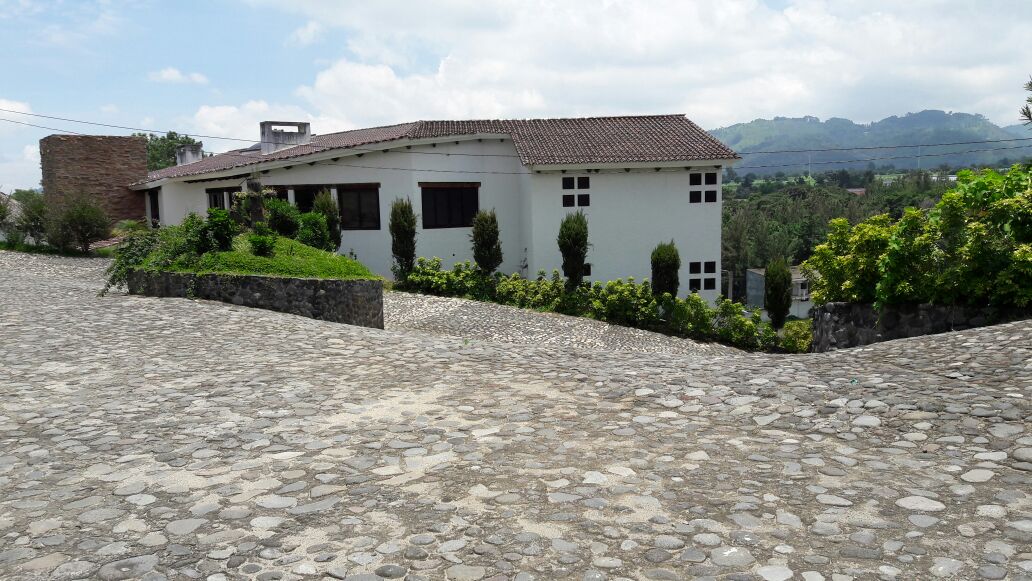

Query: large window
[
  {"left": 421, "top": 182, "right": 479, "bottom": 229},
  {"left": 205, "top": 187, "right": 235, "bottom": 210},
  {"left": 292, "top": 185, "right": 324, "bottom": 213},
  {"left": 338, "top": 184, "right": 380, "bottom": 230}
]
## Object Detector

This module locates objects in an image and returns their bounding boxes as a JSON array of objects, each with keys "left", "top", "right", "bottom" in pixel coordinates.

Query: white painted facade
[{"left": 134, "top": 135, "right": 729, "bottom": 300}]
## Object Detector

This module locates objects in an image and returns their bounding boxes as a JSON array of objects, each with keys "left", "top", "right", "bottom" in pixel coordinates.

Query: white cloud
[
  {"left": 0, "top": 144, "right": 41, "bottom": 191},
  {"left": 0, "top": 98, "right": 33, "bottom": 135},
  {"left": 245, "top": 0, "right": 1031, "bottom": 128},
  {"left": 288, "top": 20, "right": 323, "bottom": 46},
  {"left": 148, "top": 67, "right": 209, "bottom": 85},
  {"left": 100, "top": 104, "right": 118, "bottom": 114}
]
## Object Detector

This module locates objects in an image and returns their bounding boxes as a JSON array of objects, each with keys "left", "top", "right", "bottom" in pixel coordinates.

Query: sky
[{"left": 1, "top": 0, "right": 1030, "bottom": 190}]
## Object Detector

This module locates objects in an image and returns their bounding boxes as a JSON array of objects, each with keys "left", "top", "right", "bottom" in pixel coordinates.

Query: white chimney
[
  {"left": 260, "top": 121, "right": 312, "bottom": 155},
  {"left": 175, "top": 143, "right": 204, "bottom": 166}
]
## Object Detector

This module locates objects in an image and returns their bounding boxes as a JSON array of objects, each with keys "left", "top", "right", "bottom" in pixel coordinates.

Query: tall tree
[
  {"left": 557, "top": 211, "right": 589, "bottom": 289},
  {"left": 389, "top": 198, "right": 417, "bottom": 281},
  {"left": 134, "top": 132, "right": 201, "bottom": 171},
  {"left": 764, "top": 257, "right": 793, "bottom": 330},
  {"left": 1022, "top": 76, "right": 1032, "bottom": 124}
]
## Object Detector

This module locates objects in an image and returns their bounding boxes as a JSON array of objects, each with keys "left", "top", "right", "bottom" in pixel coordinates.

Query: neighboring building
[
  {"left": 90, "top": 114, "right": 735, "bottom": 298},
  {"left": 846, "top": 187, "right": 866, "bottom": 196},
  {"left": 745, "top": 265, "right": 812, "bottom": 319}
]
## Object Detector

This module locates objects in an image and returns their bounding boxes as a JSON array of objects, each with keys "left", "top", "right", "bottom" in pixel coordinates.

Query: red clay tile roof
[{"left": 140, "top": 115, "right": 738, "bottom": 184}]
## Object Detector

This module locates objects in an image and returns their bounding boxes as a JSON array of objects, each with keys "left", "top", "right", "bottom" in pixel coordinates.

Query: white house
[{"left": 130, "top": 115, "right": 739, "bottom": 299}]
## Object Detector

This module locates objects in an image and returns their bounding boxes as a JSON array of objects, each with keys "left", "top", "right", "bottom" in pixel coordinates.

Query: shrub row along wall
[
  {"left": 127, "top": 270, "right": 384, "bottom": 329},
  {"left": 811, "top": 302, "right": 1027, "bottom": 352}
]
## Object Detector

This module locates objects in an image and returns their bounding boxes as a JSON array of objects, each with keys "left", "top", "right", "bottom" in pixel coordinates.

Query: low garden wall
[
  {"left": 811, "top": 302, "right": 1026, "bottom": 352},
  {"left": 126, "top": 270, "right": 383, "bottom": 329}
]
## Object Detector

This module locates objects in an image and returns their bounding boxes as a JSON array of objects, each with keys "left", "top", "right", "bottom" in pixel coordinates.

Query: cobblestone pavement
[
  {"left": 1, "top": 250, "right": 1030, "bottom": 581},
  {"left": 384, "top": 292, "right": 738, "bottom": 357}
]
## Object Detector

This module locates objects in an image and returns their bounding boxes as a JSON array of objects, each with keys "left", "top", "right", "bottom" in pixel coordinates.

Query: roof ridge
[{"left": 414, "top": 113, "right": 686, "bottom": 124}]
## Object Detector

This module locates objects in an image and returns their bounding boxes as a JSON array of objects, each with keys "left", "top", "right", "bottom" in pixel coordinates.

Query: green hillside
[{"left": 711, "top": 110, "right": 1032, "bottom": 175}]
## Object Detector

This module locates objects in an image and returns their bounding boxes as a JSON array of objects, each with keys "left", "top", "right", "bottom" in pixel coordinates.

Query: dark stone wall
[
  {"left": 126, "top": 270, "right": 384, "bottom": 329},
  {"left": 812, "top": 302, "right": 1028, "bottom": 352},
  {"left": 40, "top": 135, "right": 148, "bottom": 223}
]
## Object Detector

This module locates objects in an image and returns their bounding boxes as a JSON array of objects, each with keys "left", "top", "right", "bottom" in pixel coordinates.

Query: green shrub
[
  {"left": 587, "top": 278, "right": 659, "bottom": 327},
  {"left": 148, "top": 213, "right": 207, "bottom": 268},
  {"left": 312, "top": 190, "right": 340, "bottom": 249},
  {"left": 204, "top": 208, "right": 238, "bottom": 252},
  {"left": 471, "top": 209, "right": 503, "bottom": 274},
  {"left": 804, "top": 164, "right": 1032, "bottom": 309},
  {"left": 13, "top": 190, "right": 47, "bottom": 243},
  {"left": 558, "top": 211, "right": 589, "bottom": 289},
  {"left": 0, "top": 195, "right": 10, "bottom": 236},
  {"left": 390, "top": 198, "right": 417, "bottom": 281},
  {"left": 46, "top": 194, "right": 111, "bottom": 253},
  {"left": 405, "top": 258, "right": 495, "bottom": 300},
  {"left": 781, "top": 319, "right": 813, "bottom": 353},
  {"left": 712, "top": 298, "right": 759, "bottom": 349},
  {"left": 247, "top": 222, "right": 275, "bottom": 257},
  {"left": 650, "top": 241, "right": 680, "bottom": 297},
  {"left": 265, "top": 198, "right": 301, "bottom": 237},
  {"left": 101, "top": 229, "right": 159, "bottom": 294},
  {"left": 296, "top": 212, "right": 332, "bottom": 250},
  {"left": 764, "top": 257, "right": 792, "bottom": 329},
  {"left": 112, "top": 219, "right": 147, "bottom": 237},
  {"left": 662, "top": 292, "right": 715, "bottom": 339}
]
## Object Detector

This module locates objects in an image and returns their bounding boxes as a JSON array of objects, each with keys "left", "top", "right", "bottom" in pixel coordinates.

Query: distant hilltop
[{"left": 710, "top": 110, "right": 1032, "bottom": 175}]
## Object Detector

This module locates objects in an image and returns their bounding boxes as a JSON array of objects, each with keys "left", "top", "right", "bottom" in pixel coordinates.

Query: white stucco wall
[
  {"left": 149, "top": 138, "right": 726, "bottom": 300},
  {"left": 526, "top": 169, "right": 723, "bottom": 300}
]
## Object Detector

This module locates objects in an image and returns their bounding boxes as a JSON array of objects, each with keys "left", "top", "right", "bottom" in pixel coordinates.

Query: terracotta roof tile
[{"left": 140, "top": 115, "right": 737, "bottom": 184}]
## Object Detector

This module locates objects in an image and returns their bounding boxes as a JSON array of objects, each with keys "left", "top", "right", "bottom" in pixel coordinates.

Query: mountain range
[{"left": 710, "top": 110, "right": 1032, "bottom": 175}]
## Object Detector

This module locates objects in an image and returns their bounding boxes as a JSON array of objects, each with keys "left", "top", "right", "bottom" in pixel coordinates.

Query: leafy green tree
[
  {"left": 389, "top": 198, "right": 417, "bottom": 281},
  {"left": 0, "top": 194, "right": 10, "bottom": 236},
  {"left": 557, "top": 211, "right": 589, "bottom": 289},
  {"left": 133, "top": 132, "right": 201, "bottom": 171},
  {"left": 45, "top": 194, "right": 111, "bottom": 253},
  {"left": 312, "top": 190, "right": 341, "bottom": 250},
  {"left": 13, "top": 190, "right": 47, "bottom": 243},
  {"left": 763, "top": 257, "right": 792, "bottom": 329},
  {"left": 470, "top": 209, "right": 503, "bottom": 274},
  {"left": 1022, "top": 76, "right": 1032, "bottom": 124},
  {"left": 650, "top": 240, "right": 680, "bottom": 297}
]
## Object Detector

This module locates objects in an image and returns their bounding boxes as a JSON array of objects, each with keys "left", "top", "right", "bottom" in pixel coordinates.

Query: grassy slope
[{"left": 157, "top": 235, "right": 377, "bottom": 280}]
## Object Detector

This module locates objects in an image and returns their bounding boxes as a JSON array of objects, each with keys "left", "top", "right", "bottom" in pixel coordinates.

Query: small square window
[
  {"left": 583, "top": 263, "right": 592, "bottom": 277},
  {"left": 562, "top": 176, "right": 575, "bottom": 189},
  {"left": 704, "top": 261, "right": 716, "bottom": 273},
  {"left": 577, "top": 176, "right": 590, "bottom": 189},
  {"left": 705, "top": 190, "right": 717, "bottom": 202},
  {"left": 688, "top": 278, "right": 702, "bottom": 292},
  {"left": 690, "top": 191, "right": 702, "bottom": 203},
  {"left": 703, "top": 277, "right": 716, "bottom": 290},
  {"left": 689, "top": 261, "right": 701, "bottom": 274},
  {"left": 705, "top": 172, "right": 717, "bottom": 185},
  {"left": 577, "top": 193, "right": 590, "bottom": 207},
  {"left": 689, "top": 173, "right": 702, "bottom": 186},
  {"left": 562, "top": 194, "right": 575, "bottom": 207}
]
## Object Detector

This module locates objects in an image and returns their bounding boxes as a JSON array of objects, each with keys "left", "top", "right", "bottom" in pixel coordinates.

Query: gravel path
[
  {"left": 384, "top": 291, "right": 738, "bottom": 357},
  {"left": 1, "top": 250, "right": 1030, "bottom": 581}
]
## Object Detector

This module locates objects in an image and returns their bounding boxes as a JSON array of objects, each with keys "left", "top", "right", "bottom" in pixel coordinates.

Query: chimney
[
  {"left": 175, "top": 143, "right": 204, "bottom": 166},
  {"left": 260, "top": 121, "right": 312, "bottom": 155}
]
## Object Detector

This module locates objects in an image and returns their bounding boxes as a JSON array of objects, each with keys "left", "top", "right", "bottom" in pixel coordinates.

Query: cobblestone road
[{"left": 1, "top": 251, "right": 1030, "bottom": 581}]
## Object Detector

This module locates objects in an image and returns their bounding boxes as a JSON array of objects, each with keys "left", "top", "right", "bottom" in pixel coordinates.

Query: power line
[{"left": 3, "top": 105, "right": 1032, "bottom": 159}]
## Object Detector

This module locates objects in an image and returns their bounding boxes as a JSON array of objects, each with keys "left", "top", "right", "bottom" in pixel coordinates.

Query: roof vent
[
  {"left": 260, "top": 121, "right": 312, "bottom": 155},
  {"left": 175, "top": 143, "right": 204, "bottom": 166}
]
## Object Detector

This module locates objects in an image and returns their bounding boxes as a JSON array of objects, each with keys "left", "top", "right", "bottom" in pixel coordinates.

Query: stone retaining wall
[
  {"left": 127, "top": 270, "right": 383, "bottom": 329},
  {"left": 811, "top": 302, "right": 1026, "bottom": 352}
]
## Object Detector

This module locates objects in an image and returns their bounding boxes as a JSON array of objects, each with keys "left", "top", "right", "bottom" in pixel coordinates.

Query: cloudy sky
[{"left": 1, "top": 0, "right": 1030, "bottom": 189}]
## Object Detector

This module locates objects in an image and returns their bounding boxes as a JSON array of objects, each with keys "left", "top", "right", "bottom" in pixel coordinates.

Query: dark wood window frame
[
  {"left": 689, "top": 190, "right": 702, "bottom": 203},
  {"left": 577, "top": 193, "right": 590, "bottom": 207},
  {"left": 705, "top": 172, "right": 718, "bottom": 185},
  {"left": 704, "top": 261, "right": 716, "bottom": 273},
  {"left": 689, "top": 261, "right": 702, "bottom": 274},
  {"left": 337, "top": 183, "right": 381, "bottom": 230},
  {"left": 562, "top": 194, "right": 575, "bottom": 207},
  {"left": 562, "top": 176, "right": 575, "bottom": 190},
  {"left": 577, "top": 176, "right": 590, "bottom": 189},
  {"left": 688, "top": 278, "right": 702, "bottom": 292},
  {"left": 689, "top": 173, "right": 702, "bottom": 186},
  {"left": 703, "top": 277, "right": 716, "bottom": 290},
  {"left": 420, "top": 182, "right": 480, "bottom": 229},
  {"left": 705, "top": 190, "right": 718, "bottom": 203}
]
